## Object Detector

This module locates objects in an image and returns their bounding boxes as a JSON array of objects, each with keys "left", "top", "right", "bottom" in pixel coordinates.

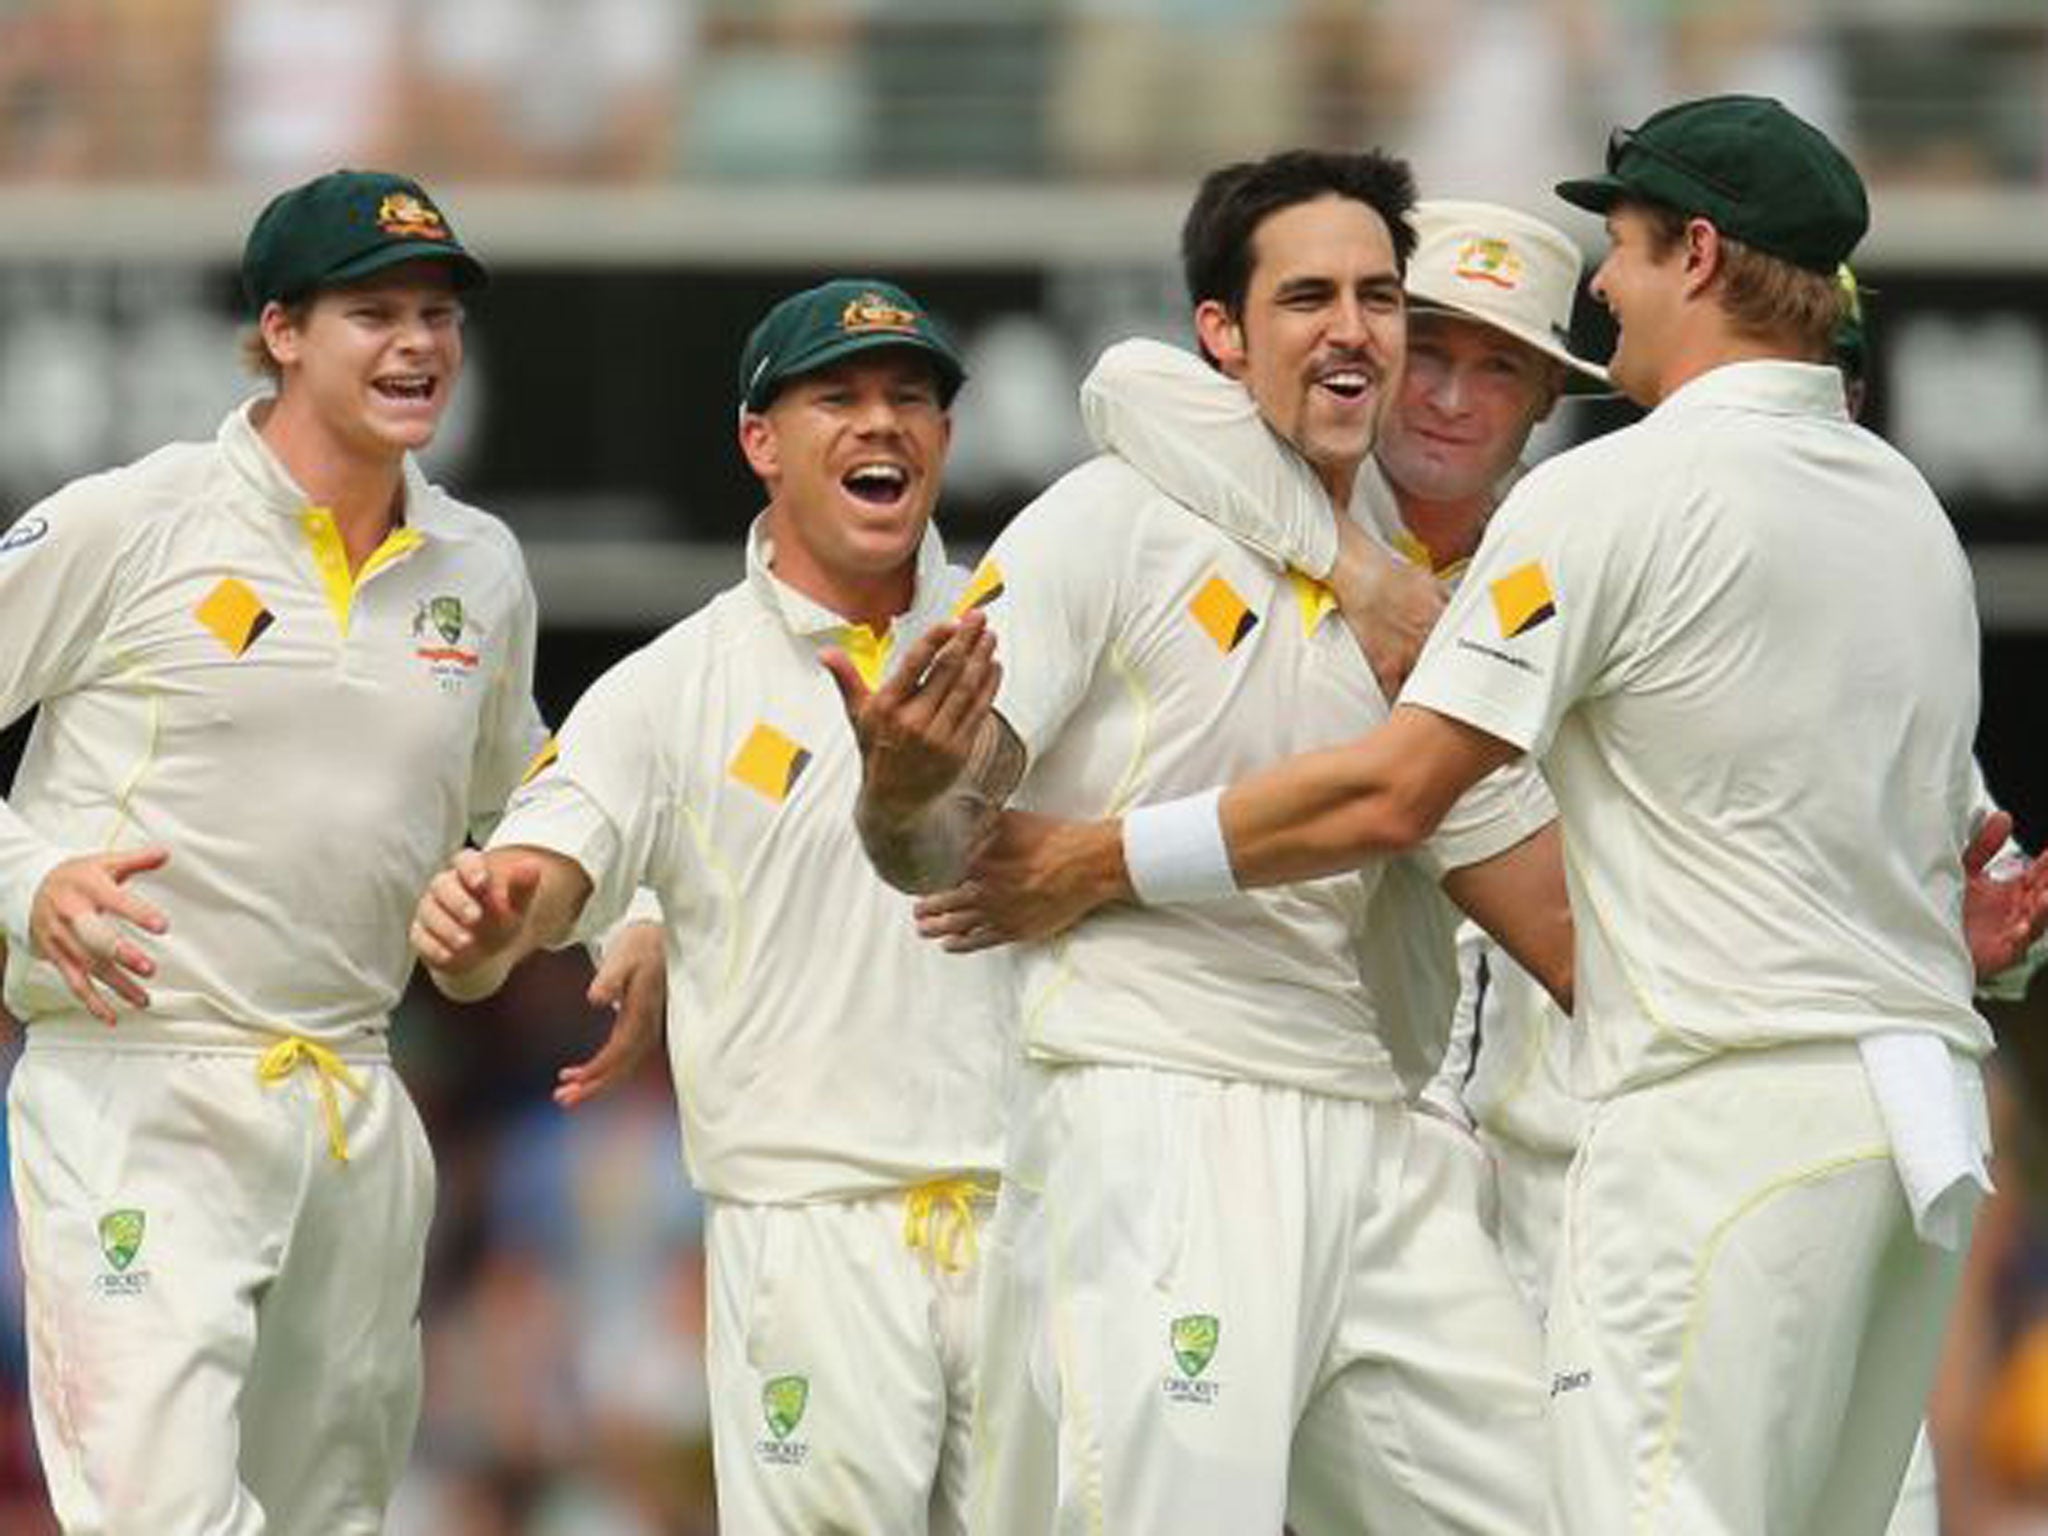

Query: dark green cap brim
[
  {"left": 752, "top": 332, "right": 964, "bottom": 412},
  {"left": 1555, "top": 175, "right": 1626, "bottom": 215},
  {"left": 317, "top": 239, "right": 488, "bottom": 297}
]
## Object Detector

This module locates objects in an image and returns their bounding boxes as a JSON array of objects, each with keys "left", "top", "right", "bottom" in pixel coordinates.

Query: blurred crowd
[{"left": 0, "top": 0, "right": 2046, "bottom": 190}]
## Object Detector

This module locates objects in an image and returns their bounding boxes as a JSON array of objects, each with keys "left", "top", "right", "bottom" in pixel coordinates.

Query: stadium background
[{"left": 2, "top": 2, "right": 2047, "bottom": 1529}]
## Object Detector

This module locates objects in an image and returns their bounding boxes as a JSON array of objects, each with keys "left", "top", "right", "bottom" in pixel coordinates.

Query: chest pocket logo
[
  {"left": 413, "top": 594, "right": 485, "bottom": 691},
  {"left": 195, "top": 577, "right": 275, "bottom": 657},
  {"left": 729, "top": 722, "right": 812, "bottom": 804},
  {"left": 1189, "top": 574, "right": 1258, "bottom": 654}
]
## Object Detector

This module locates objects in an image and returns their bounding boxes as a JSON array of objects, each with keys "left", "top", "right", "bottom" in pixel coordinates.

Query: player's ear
[
  {"left": 738, "top": 408, "right": 779, "bottom": 481},
  {"left": 1194, "top": 300, "right": 1249, "bottom": 379},
  {"left": 258, "top": 299, "right": 303, "bottom": 371}
]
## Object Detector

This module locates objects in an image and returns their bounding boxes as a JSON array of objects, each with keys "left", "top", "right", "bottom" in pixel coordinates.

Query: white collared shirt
[
  {"left": 0, "top": 400, "right": 548, "bottom": 1042},
  {"left": 976, "top": 455, "right": 1554, "bottom": 1101},
  {"left": 489, "top": 516, "right": 1009, "bottom": 1203},
  {"left": 1405, "top": 360, "right": 1992, "bottom": 1096}
]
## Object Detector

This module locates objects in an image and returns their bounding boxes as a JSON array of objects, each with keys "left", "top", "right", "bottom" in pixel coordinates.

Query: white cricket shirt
[
  {"left": 977, "top": 454, "right": 1554, "bottom": 1101},
  {"left": 489, "top": 519, "right": 1009, "bottom": 1204},
  {"left": 1404, "top": 361, "right": 1992, "bottom": 1097},
  {"left": 0, "top": 401, "right": 548, "bottom": 1044}
]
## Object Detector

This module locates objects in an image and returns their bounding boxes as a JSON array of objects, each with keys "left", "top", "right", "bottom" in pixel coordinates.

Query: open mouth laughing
[
  {"left": 842, "top": 461, "right": 911, "bottom": 507},
  {"left": 1314, "top": 362, "right": 1380, "bottom": 406},
  {"left": 373, "top": 373, "right": 438, "bottom": 404}
]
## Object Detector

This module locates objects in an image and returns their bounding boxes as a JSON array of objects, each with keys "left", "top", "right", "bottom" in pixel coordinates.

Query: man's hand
[
  {"left": 411, "top": 847, "right": 546, "bottom": 997},
  {"left": 912, "top": 809, "right": 1128, "bottom": 952},
  {"left": 556, "top": 919, "right": 666, "bottom": 1109},
  {"left": 1328, "top": 518, "right": 1447, "bottom": 699},
  {"left": 824, "top": 608, "right": 999, "bottom": 826},
  {"left": 1965, "top": 811, "right": 2048, "bottom": 981},
  {"left": 29, "top": 847, "right": 171, "bottom": 1024}
]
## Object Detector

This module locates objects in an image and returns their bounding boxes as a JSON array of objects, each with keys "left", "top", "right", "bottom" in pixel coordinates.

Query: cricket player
[
  {"left": 939, "top": 97, "right": 2048, "bottom": 1534},
  {"left": 1077, "top": 201, "right": 1607, "bottom": 1241},
  {"left": 409, "top": 278, "right": 1010, "bottom": 1534},
  {"left": 840, "top": 150, "right": 1574, "bottom": 1534},
  {"left": 0, "top": 170, "right": 664, "bottom": 1535}
]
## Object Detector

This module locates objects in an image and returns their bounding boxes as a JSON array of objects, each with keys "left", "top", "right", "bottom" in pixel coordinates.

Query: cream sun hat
[{"left": 1405, "top": 199, "right": 1611, "bottom": 393}]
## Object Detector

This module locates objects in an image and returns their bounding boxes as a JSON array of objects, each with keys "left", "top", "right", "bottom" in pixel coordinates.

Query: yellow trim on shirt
[
  {"left": 1289, "top": 569, "right": 1339, "bottom": 635},
  {"left": 519, "top": 736, "right": 561, "bottom": 787},
  {"left": 836, "top": 623, "right": 895, "bottom": 690},
  {"left": 1392, "top": 528, "right": 1471, "bottom": 584},
  {"left": 298, "top": 509, "right": 425, "bottom": 636}
]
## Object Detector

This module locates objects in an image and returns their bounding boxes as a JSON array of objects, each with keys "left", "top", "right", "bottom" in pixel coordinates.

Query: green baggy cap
[
  {"left": 242, "top": 169, "right": 487, "bottom": 310},
  {"left": 1556, "top": 95, "right": 1868, "bottom": 274},
  {"left": 739, "top": 278, "right": 966, "bottom": 413}
]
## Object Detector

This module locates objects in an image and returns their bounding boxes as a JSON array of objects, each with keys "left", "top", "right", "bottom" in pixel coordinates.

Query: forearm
[
  {"left": 1217, "top": 733, "right": 1438, "bottom": 890},
  {"left": 856, "top": 787, "right": 991, "bottom": 895},
  {"left": 997, "top": 740, "right": 1421, "bottom": 925},
  {"left": 858, "top": 712, "right": 1027, "bottom": 894}
]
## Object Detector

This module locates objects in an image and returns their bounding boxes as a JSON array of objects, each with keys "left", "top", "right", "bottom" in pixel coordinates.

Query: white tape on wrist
[{"left": 1122, "top": 789, "right": 1237, "bottom": 905}]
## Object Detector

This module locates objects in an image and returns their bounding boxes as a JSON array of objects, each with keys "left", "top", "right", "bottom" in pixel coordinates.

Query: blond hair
[
  {"left": 238, "top": 298, "right": 312, "bottom": 383},
  {"left": 1639, "top": 202, "right": 1848, "bottom": 362}
]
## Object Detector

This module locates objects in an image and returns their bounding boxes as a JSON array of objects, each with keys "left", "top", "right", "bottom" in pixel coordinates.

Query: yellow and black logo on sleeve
[
  {"left": 1189, "top": 574, "right": 1258, "bottom": 654},
  {"left": 1490, "top": 561, "right": 1556, "bottom": 639},
  {"left": 195, "top": 577, "right": 274, "bottom": 657},
  {"left": 729, "top": 722, "right": 812, "bottom": 803},
  {"left": 953, "top": 560, "right": 1005, "bottom": 616}
]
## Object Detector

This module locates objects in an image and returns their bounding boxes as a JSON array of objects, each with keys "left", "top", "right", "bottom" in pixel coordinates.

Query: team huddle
[{"left": 5, "top": 93, "right": 2048, "bottom": 1535}]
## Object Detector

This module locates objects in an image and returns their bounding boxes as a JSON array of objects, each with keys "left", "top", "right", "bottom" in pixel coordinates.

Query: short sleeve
[
  {"left": 1402, "top": 458, "right": 1647, "bottom": 759},
  {"left": 0, "top": 480, "right": 136, "bottom": 942},
  {"left": 1418, "top": 757, "right": 1558, "bottom": 878},
  {"left": 973, "top": 461, "right": 1140, "bottom": 763},
  {"left": 490, "top": 648, "right": 669, "bottom": 939},
  {"left": 465, "top": 536, "right": 552, "bottom": 843}
]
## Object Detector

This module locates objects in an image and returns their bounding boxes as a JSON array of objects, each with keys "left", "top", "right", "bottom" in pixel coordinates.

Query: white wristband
[{"left": 1122, "top": 789, "right": 1237, "bottom": 905}]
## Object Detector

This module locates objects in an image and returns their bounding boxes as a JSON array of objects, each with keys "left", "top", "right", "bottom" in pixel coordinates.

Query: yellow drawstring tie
[
  {"left": 903, "top": 1178, "right": 996, "bottom": 1273},
  {"left": 257, "top": 1036, "right": 367, "bottom": 1164}
]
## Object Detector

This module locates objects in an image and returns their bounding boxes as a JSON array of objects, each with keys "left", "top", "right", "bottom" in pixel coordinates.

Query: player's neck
[
  {"left": 1393, "top": 491, "right": 1492, "bottom": 571},
  {"left": 1649, "top": 316, "right": 1804, "bottom": 406},
  {"left": 255, "top": 395, "right": 409, "bottom": 569},
  {"left": 771, "top": 548, "right": 914, "bottom": 634}
]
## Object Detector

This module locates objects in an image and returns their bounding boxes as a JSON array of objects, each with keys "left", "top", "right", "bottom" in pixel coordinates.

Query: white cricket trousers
[
  {"left": 7, "top": 1026, "right": 434, "bottom": 1536},
  {"left": 970, "top": 1062, "right": 1548, "bottom": 1535},
  {"left": 704, "top": 1182, "right": 991, "bottom": 1534},
  {"left": 1481, "top": 1129, "right": 1573, "bottom": 1325},
  {"left": 1545, "top": 1041, "right": 1984, "bottom": 1536},
  {"left": 1486, "top": 1119, "right": 1943, "bottom": 1534}
]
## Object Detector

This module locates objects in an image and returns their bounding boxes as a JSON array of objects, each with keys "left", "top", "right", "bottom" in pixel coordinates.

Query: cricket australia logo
[
  {"left": 411, "top": 594, "right": 484, "bottom": 692},
  {"left": 1162, "top": 1312, "right": 1223, "bottom": 1405},
  {"left": 94, "top": 1208, "right": 150, "bottom": 1297},
  {"left": 757, "top": 1374, "right": 812, "bottom": 1465},
  {"left": 377, "top": 191, "right": 451, "bottom": 242}
]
